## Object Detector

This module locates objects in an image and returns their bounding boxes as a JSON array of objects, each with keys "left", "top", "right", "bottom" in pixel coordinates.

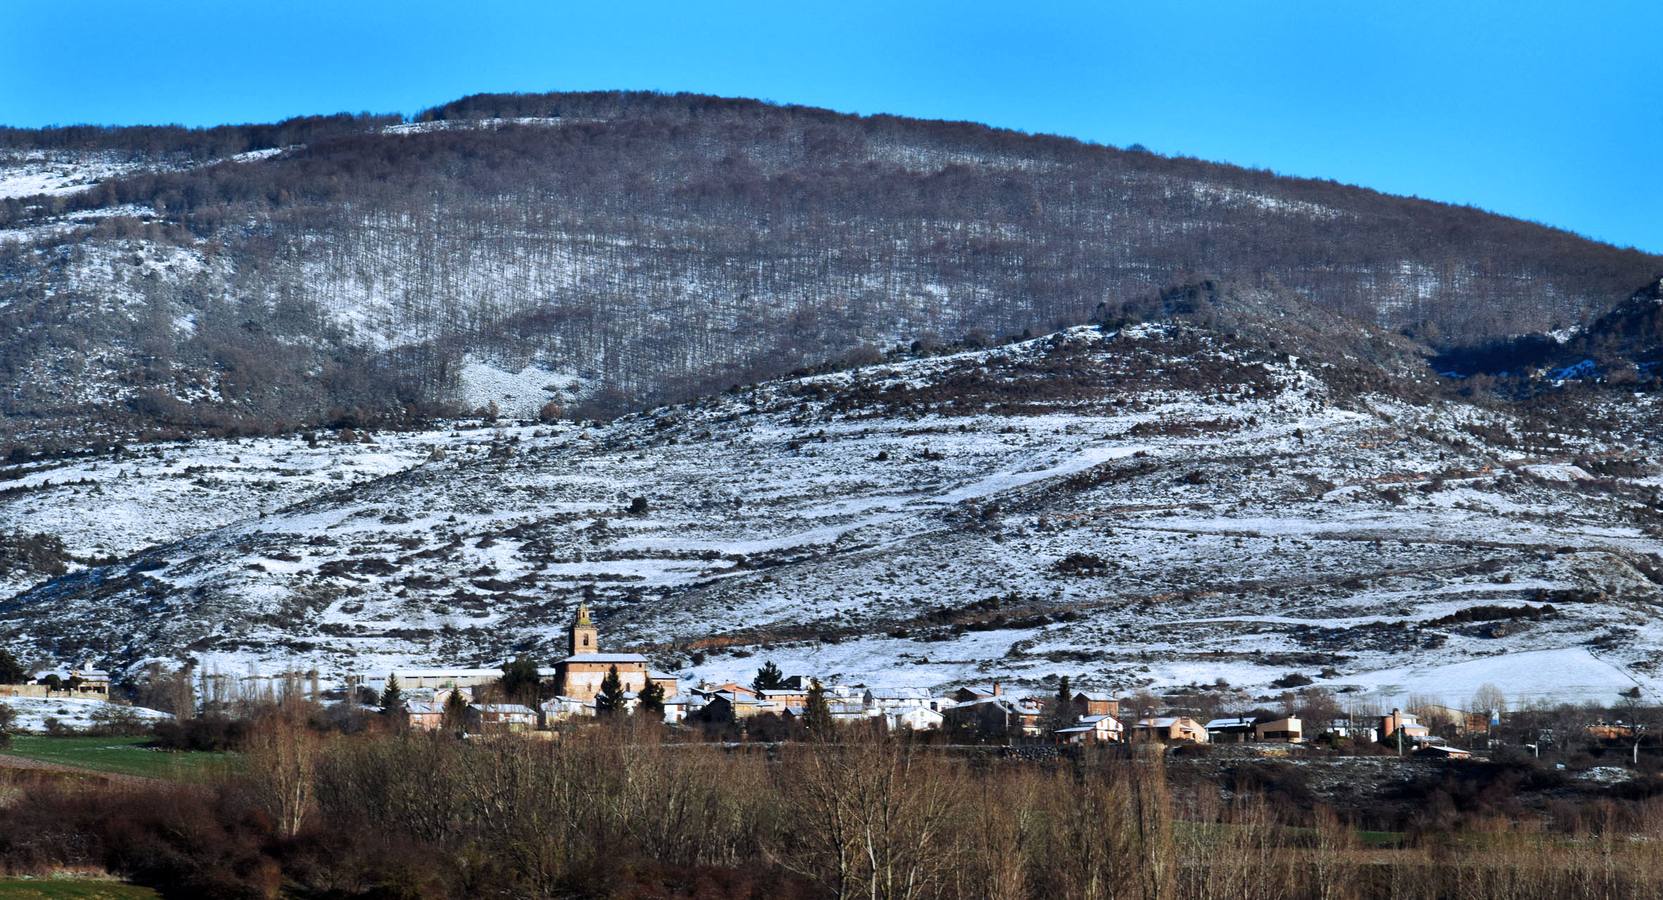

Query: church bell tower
[{"left": 570, "top": 602, "right": 598, "bottom": 657}]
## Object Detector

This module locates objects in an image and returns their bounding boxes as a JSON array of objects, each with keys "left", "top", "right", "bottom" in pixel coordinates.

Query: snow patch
[
  {"left": 0, "top": 697, "right": 172, "bottom": 733},
  {"left": 456, "top": 357, "right": 590, "bottom": 418}
]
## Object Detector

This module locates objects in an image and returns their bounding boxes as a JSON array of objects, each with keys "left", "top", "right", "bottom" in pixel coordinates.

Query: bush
[
  {"left": 1427, "top": 604, "right": 1555, "bottom": 627},
  {"left": 87, "top": 704, "right": 150, "bottom": 736},
  {"left": 151, "top": 715, "right": 249, "bottom": 752},
  {"left": 1052, "top": 552, "right": 1111, "bottom": 576},
  {"left": 0, "top": 784, "right": 279, "bottom": 896}
]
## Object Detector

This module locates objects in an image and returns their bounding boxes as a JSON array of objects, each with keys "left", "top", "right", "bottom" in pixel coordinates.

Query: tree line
[{"left": 4, "top": 710, "right": 1663, "bottom": 898}]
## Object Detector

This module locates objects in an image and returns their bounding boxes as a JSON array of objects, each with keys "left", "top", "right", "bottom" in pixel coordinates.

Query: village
[
  {"left": 4, "top": 591, "right": 1662, "bottom": 898},
  {"left": 4, "top": 604, "right": 1649, "bottom": 766},
  {"left": 343, "top": 605, "right": 1518, "bottom": 761}
]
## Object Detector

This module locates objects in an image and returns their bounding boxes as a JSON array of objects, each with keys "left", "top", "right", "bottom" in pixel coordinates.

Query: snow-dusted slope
[
  {"left": 4, "top": 92, "right": 1656, "bottom": 449},
  {"left": 0, "top": 150, "right": 170, "bottom": 200},
  {"left": 4, "top": 324, "right": 1662, "bottom": 708},
  {"left": 0, "top": 696, "right": 171, "bottom": 733},
  {"left": 0, "top": 430, "right": 477, "bottom": 598}
]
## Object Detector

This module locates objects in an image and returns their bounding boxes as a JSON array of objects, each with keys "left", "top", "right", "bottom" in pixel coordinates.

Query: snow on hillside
[
  {"left": 0, "top": 146, "right": 286, "bottom": 203},
  {"left": 4, "top": 324, "right": 1662, "bottom": 710},
  {"left": 1325, "top": 647, "right": 1648, "bottom": 709},
  {"left": 0, "top": 151, "right": 160, "bottom": 199},
  {"left": 457, "top": 357, "right": 592, "bottom": 418},
  {"left": 0, "top": 426, "right": 514, "bottom": 597},
  {"left": 383, "top": 117, "right": 570, "bottom": 135},
  {"left": 0, "top": 697, "right": 171, "bottom": 733}
]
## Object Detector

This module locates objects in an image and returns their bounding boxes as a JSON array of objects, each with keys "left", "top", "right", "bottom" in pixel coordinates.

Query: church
[{"left": 550, "top": 603, "right": 678, "bottom": 702}]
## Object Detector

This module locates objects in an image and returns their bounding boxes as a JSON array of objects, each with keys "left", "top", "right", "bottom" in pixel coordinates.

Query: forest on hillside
[{"left": 1, "top": 91, "right": 1657, "bottom": 443}]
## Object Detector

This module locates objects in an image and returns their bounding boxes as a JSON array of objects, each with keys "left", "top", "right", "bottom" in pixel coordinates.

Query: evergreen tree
[
  {"left": 638, "top": 677, "right": 666, "bottom": 719},
  {"left": 751, "top": 660, "right": 785, "bottom": 695},
  {"left": 595, "top": 665, "right": 627, "bottom": 717},
  {"left": 499, "top": 655, "right": 543, "bottom": 707},
  {"left": 379, "top": 674, "right": 405, "bottom": 716},
  {"left": 442, "top": 689, "right": 469, "bottom": 736},
  {"left": 0, "top": 648, "right": 24, "bottom": 684},
  {"left": 803, "top": 678, "right": 833, "bottom": 739},
  {"left": 1043, "top": 675, "right": 1076, "bottom": 734}
]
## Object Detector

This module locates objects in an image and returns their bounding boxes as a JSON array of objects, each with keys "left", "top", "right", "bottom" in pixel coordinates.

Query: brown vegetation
[
  {"left": 4, "top": 721, "right": 1663, "bottom": 898},
  {"left": 4, "top": 91, "right": 1658, "bottom": 447}
]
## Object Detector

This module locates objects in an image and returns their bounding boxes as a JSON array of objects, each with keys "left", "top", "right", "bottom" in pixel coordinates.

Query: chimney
[{"left": 992, "top": 681, "right": 1002, "bottom": 696}]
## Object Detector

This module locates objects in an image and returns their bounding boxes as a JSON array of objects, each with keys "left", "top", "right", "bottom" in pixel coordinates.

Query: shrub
[
  {"left": 1052, "top": 552, "right": 1112, "bottom": 576},
  {"left": 151, "top": 715, "right": 249, "bottom": 752},
  {"left": 87, "top": 705, "right": 149, "bottom": 736}
]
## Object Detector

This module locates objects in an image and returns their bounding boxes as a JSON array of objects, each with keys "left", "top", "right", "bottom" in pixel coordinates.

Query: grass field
[
  {"left": 0, "top": 880, "right": 160, "bottom": 899},
  {"left": 0, "top": 735, "right": 232, "bottom": 781}
]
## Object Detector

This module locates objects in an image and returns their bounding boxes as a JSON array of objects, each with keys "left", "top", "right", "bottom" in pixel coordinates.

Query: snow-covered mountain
[
  {"left": 6, "top": 305, "right": 1660, "bottom": 707},
  {"left": 2, "top": 91, "right": 1657, "bottom": 449}
]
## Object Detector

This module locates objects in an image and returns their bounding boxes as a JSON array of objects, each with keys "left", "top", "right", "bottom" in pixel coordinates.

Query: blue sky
[{"left": 5, "top": 1, "right": 1657, "bottom": 252}]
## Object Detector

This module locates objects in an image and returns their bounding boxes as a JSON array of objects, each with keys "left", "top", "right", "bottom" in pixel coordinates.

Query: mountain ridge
[{"left": 2, "top": 90, "right": 1658, "bottom": 451}]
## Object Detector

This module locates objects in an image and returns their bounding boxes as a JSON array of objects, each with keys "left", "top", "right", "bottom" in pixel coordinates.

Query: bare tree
[{"left": 245, "top": 704, "right": 319, "bottom": 838}]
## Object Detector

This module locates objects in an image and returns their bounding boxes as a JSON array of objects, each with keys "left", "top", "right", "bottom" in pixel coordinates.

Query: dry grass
[{"left": 5, "top": 724, "right": 1663, "bottom": 898}]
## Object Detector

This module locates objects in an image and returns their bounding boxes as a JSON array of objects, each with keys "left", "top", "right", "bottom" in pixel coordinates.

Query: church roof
[{"left": 560, "top": 653, "right": 649, "bottom": 664}]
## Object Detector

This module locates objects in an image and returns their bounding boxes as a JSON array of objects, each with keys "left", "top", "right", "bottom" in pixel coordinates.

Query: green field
[
  {"left": 0, "top": 880, "right": 160, "bottom": 900},
  {"left": 0, "top": 735, "right": 233, "bottom": 781}
]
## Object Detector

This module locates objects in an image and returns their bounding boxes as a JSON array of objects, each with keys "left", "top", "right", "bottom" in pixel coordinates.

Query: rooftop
[
  {"left": 388, "top": 668, "right": 503, "bottom": 678},
  {"left": 472, "top": 703, "right": 535, "bottom": 714}
]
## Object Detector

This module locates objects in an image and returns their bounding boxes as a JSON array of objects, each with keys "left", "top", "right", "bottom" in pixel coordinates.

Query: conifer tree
[
  {"left": 499, "top": 656, "right": 543, "bottom": 708},
  {"left": 751, "top": 660, "right": 785, "bottom": 694},
  {"left": 803, "top": 678, "right": 833, "bottom": 739},
  {"left": 0, "top": 648, "right": 24, "bottom": 685},
  {"left": 595, "top": 665, "right": 627, "bottom": 717},
  {"left": 1043, "top": 675, "right": 1076, "bottom": 734},
  {"left": 379, "top": 674, "right": 405, "bottom": 716},
  {"left": 638, "top": 677, "right": 666, "bottom": 719},
  {"left": 442, "top": 689, "right": 469, "bottom": 736}
]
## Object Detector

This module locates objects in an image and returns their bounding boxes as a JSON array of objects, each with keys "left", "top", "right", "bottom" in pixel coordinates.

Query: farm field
[
  {"left": 0, "top": 880, "right": 160, "bottom": 900},
  {"left": 0, "top": 736, "right": 230, "bottom": 781}
]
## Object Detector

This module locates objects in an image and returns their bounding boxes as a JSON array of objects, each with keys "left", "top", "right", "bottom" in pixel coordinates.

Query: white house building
[
  {"left": 1055, "top": 714, "right": 1125, "bottom": 743},
  {"left": 886, "top": 705, "right": 945, "bottom": 731}
]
